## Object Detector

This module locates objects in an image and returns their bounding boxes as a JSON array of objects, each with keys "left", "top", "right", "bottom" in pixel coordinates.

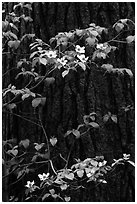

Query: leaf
[
  {"left": 8, "top": 31, "right": 18, "bottom": 40},
  {"left": 23, "top": 4, "right": 32, "bottom": 10},
  {"left": 103, "top": 114, "right": 110, "bottom": 123},
  {"left": 39, "top": 58, "right": 47, "bottom": 65},
  {"left": 90, "top": 160, "right": 98, "bottom": 167},
  {"left": 78, "top": 62, "right": 86, "bottom": 71},
  {"left": 34, "top": 143, "right": 45, "bottom": 151},
  {"left": 100, "top": 52, "right": 107, "bottom": 59},
  {"left": 19, "top": 139, "right": 30, "bottom": 149},
  {"left": 23, "top": 16, "right": 33, "bottom": 23},
  {"left": 17, "top": 169, "right": 25, "bottom": 179},
  {"left": 13, "top": 3, "right": 22, "bottom": 10},
  {"left": 127, "top": 160, "right": 135, "bottom": 167},
  {"left": 49, "top": 37, "right": 56, "bottom": 44},
  {"left": 30, "top": 51, "right": 39, "bottom": 59},
  {"left": 49, "top": 189, "right": 55, "bottom": 195},
  {"left": 52, "top": 194, "right": 58, "bottom": 199},
  {"left": 38, "top": 152, "right": 50, "bottom": 160},
  {"left": 120, "top": 19, "right": 128, "bottom": 24},
  {"left": 45, "top": 77, "right": 55, "bottom": 85},
  {"left": 64, "top": 130, "right": 72, "bottom": 137},
  {"left": 7, "top": 103, "right": 17, "bottom": 110},
  {"left": 89, "top": 122, "right": 99, "bottom": 128},
  {"left": 98, "top": 179, "right": 107, "bottom": 183},
  {"left": 50, "top": 137, "right": 57, "bottom": 146},
  {"left": 31, "top": 155, "right": 38, "bottom": 162},
  {"left": 90, "top": 30, "right": 98, "bottom": 37},
  {"left": 7, "top": 149, "right": 18, "bottom": 156},
  {"left": 83, "top": 115, "right": 89, "bottom": 125},
  {"left": 89, "top": 115, "right": 95, "bottom": 121},
  {"left": 22, "top": 93, "right": 31, "bottom": 100},
  {"left": 124, "top": 68, "right": 133, "bottom": 77},
  {"left": 42, "top": 193, "right": 50, "bottom": 201},
  {"left": 65, "top": 173, "right": 74, "bottom": 180},
  {"left": 8, "top": 40, "right": 20, "bottom": 49},
  {"left": 77, "top": 170, "right": 84, "bottom": 178},
  {"left": 85, "top": 37, "right": 96, "bottom": 46},
  {"left": 54, "top": 178, "right": 64, "bottom": 185},
  {"left": 32, "top": 98, "right": 42, "bottom": 108},
  {"left": 72, "top": 130, "right": 80, "bottom": 139},
  {"left": 126, "top": 35, "right": 135, "bottom": 43},
  {"left": 30, "top": 43, "right": 39, "bottom": 50},
  {"left": 101, "top": 64, "right": 113, "bottom": 71},
  {"left": 75, "top": 29, "right": 84, "bottom": 36},
  {"left": 32, "top": 57, "right": 39, "bottom": 67},
  {"left": 62, "top": 70, "right": 69, "bottom": 78},
  {"left": 89, "top": 23, "right": 96, "bottom": 27},
  {"left": 64, "top": 196, "right": 71, "bottom": 202},
  {"left": 77, "top": 124, "right": 84, "bottom": 130},
  {"left": 95, "top": 155, "right": 104, "bottom": 161},
  {"left": 111, "top": 115, "right": 117, "bottom": 123},
  {"left": 60, "top": 184, "right": 68, "bottom": 190},
  {"left": 115, "top": 22, "right": 124, "bottom": 33},
  {"left": 10, "top": 23, "right": 19, "bottom": 32}
]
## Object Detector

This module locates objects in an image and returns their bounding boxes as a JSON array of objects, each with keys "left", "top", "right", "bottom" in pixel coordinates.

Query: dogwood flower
[
  {"left": 25, "top": 180, "right": 35, "bottom": 190},
  {"left": 98, "top": 160, "right": 107, "bottom": 167},
  {"left": 123, "top": 153, "right": 130, "bottom": 160},
  {"left": 38, "top": 173, "right": 50, "bottom": 181},
  {"left": 75, "top": 45, "right": 85, "bottom": 54},
  {"left": 96, "top": 43, "right": 108, "bottom": 50},
  {"left": 57, "top": 57, "right": 68, "bottom": 66},
  {"left": 45, "top": 50, "right": 57, "bottom": 58},
  {"left": 77, "top": 54, "right": 89, "bottom": 63}
]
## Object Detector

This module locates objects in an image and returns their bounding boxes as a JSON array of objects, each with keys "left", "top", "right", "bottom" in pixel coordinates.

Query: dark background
[{"left": 2, "top": 2, "right": 135, "bottom": 202}]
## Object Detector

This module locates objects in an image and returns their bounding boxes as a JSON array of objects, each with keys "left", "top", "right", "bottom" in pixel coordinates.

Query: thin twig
[
  {"left": 65, "top": 140, "right": 75, "bottom": 168},
  {"left": 38, "top": 113, "right": 50, "bottom": 171},
  {"left": 30, "top": 65, "right": 57, "bottom": 91},
  {"left": 49, "top": 160, "right": 57, "bottom": 175},
  {"left": 3, "top": 110, "right": 42, "bottom": 127}
]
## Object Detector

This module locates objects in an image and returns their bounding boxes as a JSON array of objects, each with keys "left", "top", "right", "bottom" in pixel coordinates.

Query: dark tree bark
[{"left": 2, "top": 2, "right": 135, "bottom": 202}]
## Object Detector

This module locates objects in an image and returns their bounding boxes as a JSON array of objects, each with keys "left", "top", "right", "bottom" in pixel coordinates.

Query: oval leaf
[
  {"left": 62, "top": 69, "right": 69, "bottom": 78},
  {"left": 42, "top": 193, "right": 50, "bottom": 201},
  {"left": 64, "top": 196, "right": 71, "bottom": 202},
  {"left": 45, "top": 77, "right": 55, "bottom": 85},
  {"left": 39, "top": 57, "right": 47, "bottom": 65},
  {"left": 89, "top": 122, "right": 99, "bottom": 128},
  {"left": 111, "top": 115, "right": 117, "bottom": 123},
  {"left": 103, "top": 114, "right": 110, "bottom": 123},
  {"left": 78, "top": 62, "right": 86, "bottom": 71},
  {"left": 50, "top": 137, "right": 57, "bottom": 146},
  {"left": 72, "top": 130, "right": 80, "bottom": 139},
  {"left": 126, "top": 35, "right": 135, "bottom": 43},
  {"left": 65, "top": 173, "right": 74, "bottom": 180},
  {"left": 19, "top": 139, "right": 30, "bottom": 149},
  {"left": 77, "top": 170, "right": 84, "bottom": 178},
  {"left": 85, "top": 37, "right": 96, "bottom": 46},
  {"left": 32, "top": 98, "right": 42, "bottom": 108},
  {"left": 115, "top": 23, "right": 124, "bottom": 32}
]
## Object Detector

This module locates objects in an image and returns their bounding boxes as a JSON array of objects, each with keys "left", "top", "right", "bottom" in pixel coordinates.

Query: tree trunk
[{"left": 2, "top": 2, "right": 135, "bottom": 202}]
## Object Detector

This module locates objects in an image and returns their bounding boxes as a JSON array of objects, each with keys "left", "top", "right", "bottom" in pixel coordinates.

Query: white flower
[
  {"left": 25, "top": 180, "right": 35, "bottom": 189},
  {"left": 38, "top": 173, "right": 49, "bottom": 181},
  {"left": 77, "top": 54, "right": 89, "bottom": 63},
  {"left": 96, "top": 43, "right": 107, "bottom": 50},
  {"left": 98, "top": 160, "right": 107, "bottom": 167},
  {"left": 75, "top": 45, "right": 85, "bottom": 54},
  {"left": 45, "top": 50, "right": 57, "bottom": 58},
  {"left": 57, "top": 57, "right": 68, "bottom": 66},
  {"left": 123, "top": 153, "right": 130, "bottom": 160},
  {"left": 11, "top": 85, "right": 16, "bottom": 90}
]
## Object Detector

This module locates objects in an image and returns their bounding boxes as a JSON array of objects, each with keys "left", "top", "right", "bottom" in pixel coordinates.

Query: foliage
[{"left": 2, "top": 2, "right": 135, "bottom": 202}]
